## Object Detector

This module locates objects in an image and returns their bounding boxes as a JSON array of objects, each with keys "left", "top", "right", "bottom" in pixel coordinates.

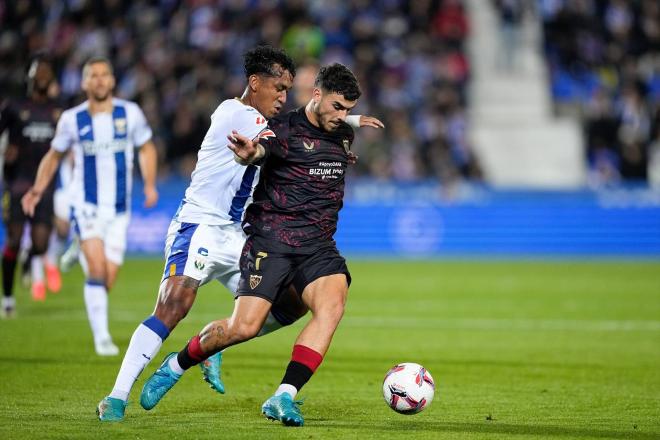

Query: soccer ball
[{"left": 382, "top": 362, "right": 435, "bottom": 414}]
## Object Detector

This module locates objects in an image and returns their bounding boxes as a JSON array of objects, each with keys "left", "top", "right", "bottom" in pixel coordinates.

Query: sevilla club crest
[{"left": 249, "top": 274, "right": 262, "bottom": 289}]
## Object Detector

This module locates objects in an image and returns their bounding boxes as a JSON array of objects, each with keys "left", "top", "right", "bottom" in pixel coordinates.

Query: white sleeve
[
  {"left": 346, "top": 115, "right": 361, "bottom": 128},
  {"left": 232, "top": 108, "right": 268, "bottom": 141},
  {"left": 51, "top": 112, "right": 75, "bottom": 152},
  {"left": 129, "top": 103, "right": 153, "bottom": 148},
  {"left": 204, "top": 103, "right": 267, "bottom": 151},
  {"left": 204, "top": 105, "right": 235, "bottom": 149}
]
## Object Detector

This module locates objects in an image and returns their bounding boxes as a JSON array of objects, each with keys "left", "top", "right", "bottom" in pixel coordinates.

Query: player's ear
[
  {"left": 248, "top": 74, "right": 260, "bottom": 93},
  {"left": 312, "top": 87, "right": 322, "bottom": 104}
]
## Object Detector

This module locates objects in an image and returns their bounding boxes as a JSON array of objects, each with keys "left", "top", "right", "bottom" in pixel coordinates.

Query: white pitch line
[
  {"left": 16, "top": 310, "right": 660, "bottom": 332},
  {"left": 342, "top": 316, "right": 660, "bottom": 332}
]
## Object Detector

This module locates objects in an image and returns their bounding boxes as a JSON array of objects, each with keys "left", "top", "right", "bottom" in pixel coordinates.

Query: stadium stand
[
  {"left": 538, "top": 0, "right": 660, "bottom": 186},
  {"left": 0, "top": 0, "right": 479, "bottom": 184},
  {"left": 1, "top": 1, "right": 658, "bottom": 257}
]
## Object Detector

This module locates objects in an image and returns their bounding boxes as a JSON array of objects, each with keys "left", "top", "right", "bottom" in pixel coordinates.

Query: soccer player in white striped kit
[
  {"left": 95, "top": 46, "right": 382, "bottom": 421},
  {"left": 22, "top": 57, "right": 159, "bottom": 356}
]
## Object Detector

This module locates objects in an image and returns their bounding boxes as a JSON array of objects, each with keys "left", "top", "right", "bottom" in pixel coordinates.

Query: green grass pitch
[{"left": 1, "top": 259, "right": 659, "bottom": 439}]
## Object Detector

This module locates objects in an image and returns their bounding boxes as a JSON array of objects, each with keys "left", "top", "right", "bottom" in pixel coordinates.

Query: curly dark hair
[
  {"left": 243, "top": 45, "right": 296, "bottom": 79},
  {"left": 314, "top": 63, "right": 361, "bottom": 101}
]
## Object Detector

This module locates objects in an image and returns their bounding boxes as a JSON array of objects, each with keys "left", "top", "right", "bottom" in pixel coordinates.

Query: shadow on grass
[{"left": 309, "top": 419, "right": 658, "bottom": 439}]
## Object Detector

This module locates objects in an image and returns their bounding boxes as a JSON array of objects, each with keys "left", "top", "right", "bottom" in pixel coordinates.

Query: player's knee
[
  {"left": 55, "top": 223, "right": 69, "bottom": 238},
  {"left": 316, "top": 294, "right": 346, "bottom": 323},
  {"left": 31, "top": 242, "right": 48, "bottom": 255},
  {"left": 227, "top": 319, "right": 262, "bottom": 342},
  {"left": 84, "top": 255, "right": 105, "bottom": 274},
  {"left": 4, "top": 238, "right": 21, "bottom": 251},
  {"left": 87, "top": 266, "right": 106, "bottom": 282}
]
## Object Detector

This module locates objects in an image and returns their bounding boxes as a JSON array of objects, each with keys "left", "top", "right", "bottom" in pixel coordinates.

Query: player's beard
[
  {"left": 315, "top": 111, "right": 333, "bottom": 132},
  {"left": 29, "top": 77, "right": 51, "bottom": 98},
  {"left": 323, "top": 117, "right": 341, "bottom": 132},
  {"left": 33, "top": 80, "right": 51, "bottom": 96},
  {"left": 90, "top": 89, "right": 112, "bottom": 102}
]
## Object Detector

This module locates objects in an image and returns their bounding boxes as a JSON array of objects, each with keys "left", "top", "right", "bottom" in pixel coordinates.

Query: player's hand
[
  {"left": 227, "top": 130, "right": 262, "bottom": 164},
  {"left": 21, "top": 188, "right": 42, "bottom": 217},
  {"left": 359, "top": 115, "right": 385, "bottom": 129},
  {"left": 347, "top": 151, "right": 359, "bottom": 165},
  {"left": 143, "top": 185, "right": 159, "bottom": 208}
]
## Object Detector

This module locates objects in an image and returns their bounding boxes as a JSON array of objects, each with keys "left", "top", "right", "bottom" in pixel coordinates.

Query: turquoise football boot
[
  {"left": 200, "top": 351, "right": 225, "bottom": 394},
  {"left": 261, "top": 393, "right": 304, "bottom": 426},
  {"left": 140, "top": 352, "right": 182, "bottom": 410},
  {"left": 96, "top": 396, "right": 127, "bottom": 422}
]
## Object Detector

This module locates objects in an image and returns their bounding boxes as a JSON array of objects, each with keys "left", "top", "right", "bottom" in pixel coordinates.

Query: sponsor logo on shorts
[
  {"left": 249, "top": 274, "right": 262, "bottom": 289},
  {"left": 198, "top": 247, "right": 208, "bottom": 256}
]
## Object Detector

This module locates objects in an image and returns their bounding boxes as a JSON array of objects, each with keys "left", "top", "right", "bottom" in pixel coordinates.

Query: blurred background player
[
  {"left": 49, "top": 150, "right": 77, "bottom": 274},
  {"left": 22, "top": 56, "right": 158, "bottom": 354},
  {"left": 0, "top": 55, "right": 62, "bottom": 316}
]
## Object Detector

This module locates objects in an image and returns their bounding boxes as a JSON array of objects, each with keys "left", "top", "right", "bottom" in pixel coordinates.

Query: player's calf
[{"left": 153, "top": 275, "right": 199, "bottom": 329}]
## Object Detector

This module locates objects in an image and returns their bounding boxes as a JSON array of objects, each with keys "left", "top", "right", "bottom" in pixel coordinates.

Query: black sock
[
  {"left": 21, "top": 249, "right": 33, "bottom": 276},
  {"left": 280, "top": 361, "right": 313, "bottom": 392},
  {"left": 2, "top": 253, "right": 17, "bottom": 297},
  {"left": 176, "top": 335, "right": 206, "bottom": 370},
  {"left": 176, "top": 346, "right": 195, "bottom": 371}
]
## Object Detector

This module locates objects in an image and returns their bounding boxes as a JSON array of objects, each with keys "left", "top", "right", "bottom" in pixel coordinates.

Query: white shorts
[
  {"left": 162, "top": 219, "right": 246, "bottom": 294},
  {"left": 71, "top": 205, "right": 129, "bottom": 265},
  {"left": 53, "top": 187, "right": 72, "bottom": 221}
]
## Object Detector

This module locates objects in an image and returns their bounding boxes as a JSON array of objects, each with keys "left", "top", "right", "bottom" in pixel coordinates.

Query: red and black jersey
[
  {"left": 1, "top": 97, "right": 62, "bottom": 193},
  {"left": 243, "top": 107, "right": 355, "bottom": 251}
]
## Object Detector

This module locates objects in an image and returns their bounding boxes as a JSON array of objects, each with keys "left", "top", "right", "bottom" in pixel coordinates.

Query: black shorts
[
  {"left": 2, "top": 188, "right": 54, "bottom": 226},
  {"left": 236, "top": 235, "right": 351, "bottom": 305}
]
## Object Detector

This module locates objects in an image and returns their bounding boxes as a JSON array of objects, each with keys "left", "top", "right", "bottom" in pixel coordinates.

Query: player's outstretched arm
[
  {"left": 346, "top": 115, "right": 385, "bottom": 129},
  {"left": 344, "top": 116, "right": 385, "bottom": 165},
  {"left": 21, "top": 148, "right": 65, "bottom": 217},
  {"left": 138, "top": 140, "right": 159, "bottom": 208},
  {"left": 358, "top": 115, "right": 385, "bottom": 128},
  {"left": 227, "top": 130, "right": 266, "bottom": 165}
]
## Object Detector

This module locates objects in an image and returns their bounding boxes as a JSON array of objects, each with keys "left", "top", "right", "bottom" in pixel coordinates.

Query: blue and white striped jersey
[
  {"left": 51, "top": 98, "right": 152, "bottom": 215},
  {"left": 176, "top": 99, "right": 271, "bottom": 225}
]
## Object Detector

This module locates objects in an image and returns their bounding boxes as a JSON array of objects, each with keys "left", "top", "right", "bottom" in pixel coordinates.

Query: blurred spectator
[
  {"left": 0, "top": 0, "right": 477, "bottom": 185},
  {"left": 541, "top": 0, "right": 660, "bottom": 184},
  {"left": 648, "top": 109, "right": 660, "bottom": 187}
]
